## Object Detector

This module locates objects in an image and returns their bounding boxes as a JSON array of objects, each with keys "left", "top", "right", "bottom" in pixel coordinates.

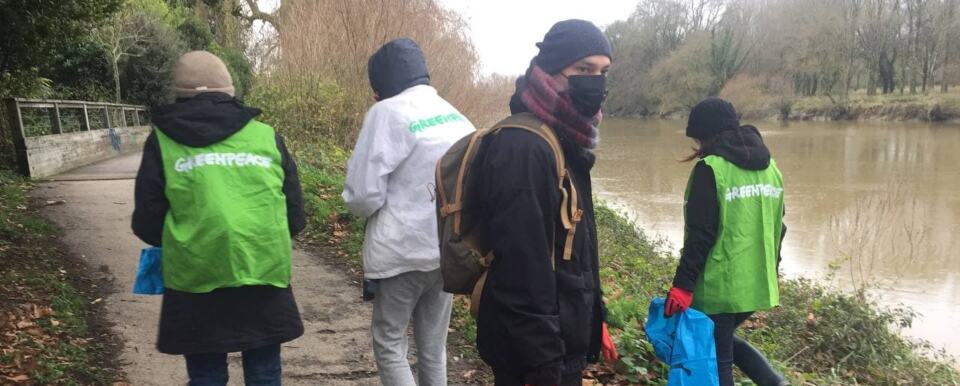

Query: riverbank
[
  {"left": 784, "top": 91, "right": 960, "bottom": 122},
  {"left": 0, "top": 170, "right": 124, "bottom": 385},
  {"left": 651, "top": 89, "right": 960, "bottom": 123},
  {"left": 289, "top": 137, "right": 959, "bottom": 385}
]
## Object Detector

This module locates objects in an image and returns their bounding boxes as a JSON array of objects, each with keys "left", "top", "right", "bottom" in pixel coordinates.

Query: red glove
[
  {"left": 664, "top": 287, "right": 693, "bottom": 317},
  {"left": 601, "top": 322, "right": 619, "bottom": 362}
]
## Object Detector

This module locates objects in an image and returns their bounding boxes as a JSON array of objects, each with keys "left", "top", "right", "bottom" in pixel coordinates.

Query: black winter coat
[
  {"left": 131, "top": 92, "right": 306, "bottom": 354},
  {"left": 475, "top": 117, "right": 605, "bottom": 384}
]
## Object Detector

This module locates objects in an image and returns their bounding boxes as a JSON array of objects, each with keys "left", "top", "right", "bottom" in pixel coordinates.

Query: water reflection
[{"left": 593, "top": 118, "right": 960, "bottom": 357}]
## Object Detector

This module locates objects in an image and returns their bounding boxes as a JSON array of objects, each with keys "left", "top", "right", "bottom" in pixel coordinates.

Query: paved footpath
[{"left": 34, "top": 153, "right": 380, "bottom": 385}]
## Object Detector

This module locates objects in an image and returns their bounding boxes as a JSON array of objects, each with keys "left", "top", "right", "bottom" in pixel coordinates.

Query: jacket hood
[
  {"left": 368, "top": 38, "right": 431, "bottom": 100},
  {"left": 702, "top": 125, "right": 771, "bottom": 170},
  {"left": 150, "top": 92, "right": 261, "bottom": 147}
]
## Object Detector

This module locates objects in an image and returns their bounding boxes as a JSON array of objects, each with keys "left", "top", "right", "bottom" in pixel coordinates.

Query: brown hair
[{"left": 680, "top": 135, "right": 721, "bottom": 163}]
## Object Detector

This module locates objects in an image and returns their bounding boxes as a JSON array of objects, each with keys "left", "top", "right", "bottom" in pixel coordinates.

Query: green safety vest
[
  {"left": 155, "top": 120, "right": 292, "bottom": 293},
  {"left": 688, "top": 155, "right": 785, "bottom": 314}
]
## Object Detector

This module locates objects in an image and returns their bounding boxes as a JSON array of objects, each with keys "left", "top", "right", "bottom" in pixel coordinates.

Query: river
[{"left": 592, "top": 118, "right": 960, "bottom": 358}]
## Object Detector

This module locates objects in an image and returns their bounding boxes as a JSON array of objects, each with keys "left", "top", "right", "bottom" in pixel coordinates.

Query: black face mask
[{"left": 566, "top": 74, "right": 608, "bottom": 117}]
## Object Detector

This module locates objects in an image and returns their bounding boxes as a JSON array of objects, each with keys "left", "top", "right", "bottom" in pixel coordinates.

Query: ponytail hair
[{"left": 680, "top": 134, "right": 721, "bottom": 162}]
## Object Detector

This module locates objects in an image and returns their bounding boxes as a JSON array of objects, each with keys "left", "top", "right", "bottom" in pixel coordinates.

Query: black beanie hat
[
  {"left": 686, "top": 97, "right": 740, "bottom": 139},
  {"left": 534, "top": 19, "right": 612, "bottom": 74}
]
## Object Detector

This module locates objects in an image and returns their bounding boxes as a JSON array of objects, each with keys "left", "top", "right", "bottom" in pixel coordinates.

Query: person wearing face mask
[{"left": 473, "top": 19, "right": 618, "bottom": 386}]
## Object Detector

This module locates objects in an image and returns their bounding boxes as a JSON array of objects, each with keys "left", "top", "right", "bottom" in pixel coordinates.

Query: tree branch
[{"left": 240, "top": 0, "right": 280, "bottom": 30}]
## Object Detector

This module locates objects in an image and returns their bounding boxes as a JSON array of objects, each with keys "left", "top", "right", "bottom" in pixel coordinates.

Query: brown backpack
[{"left": 434, "top": 112, "right": 582, "bottom": 317}]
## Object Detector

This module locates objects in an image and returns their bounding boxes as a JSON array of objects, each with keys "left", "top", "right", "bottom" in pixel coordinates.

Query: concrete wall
[{"left": 24, "top": 126, "right": 151, "bottom": 178}]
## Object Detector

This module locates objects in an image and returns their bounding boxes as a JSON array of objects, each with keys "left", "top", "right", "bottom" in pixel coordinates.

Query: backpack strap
[
  {"left": 447, "top": 128, "right": 488, "bottom": 235},
  {"left": 490, "top": 113, "right": 581, "bottom": 264}
]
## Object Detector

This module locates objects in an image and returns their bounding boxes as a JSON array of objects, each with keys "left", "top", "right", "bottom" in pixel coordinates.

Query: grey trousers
[{"left": 372, "top": 269, "right": 453, "bottom": 386}]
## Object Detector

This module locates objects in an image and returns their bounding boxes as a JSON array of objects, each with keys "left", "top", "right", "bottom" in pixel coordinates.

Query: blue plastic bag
[
  {"left": 133, "top": 247, "right": 164, "bottom": 295},
  {"left": 645, "top": 297, "right": 719, "bottom": 386}
]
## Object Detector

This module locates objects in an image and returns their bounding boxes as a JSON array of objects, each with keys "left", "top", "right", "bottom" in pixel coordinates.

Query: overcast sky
[
  {"left": 438, "top": 0, "right": 639, "bottom": 75},
  {"left": 255, "top": 1, "right": 638, "bottom": 76}
]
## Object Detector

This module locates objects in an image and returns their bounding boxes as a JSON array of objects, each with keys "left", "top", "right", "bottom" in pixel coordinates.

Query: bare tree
[
  {"left": 856, "top": 0, "right": 903, "bottom": 95},
  {"left": 94, "top": 5, "right": 151, "bottom": 103},
  {"left": 261, "top": 0, "right": 500, "bottom": 142},
  {"left": 238, "top": 0, "right": 280, "bottom": 32},
  {"left": 939, "top": 0, "right": 958, "bottom": 92}
]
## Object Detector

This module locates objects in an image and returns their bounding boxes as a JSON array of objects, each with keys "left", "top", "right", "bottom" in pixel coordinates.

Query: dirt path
[{"left": 33, "top": 153, "right": 379, "bottom": 385}]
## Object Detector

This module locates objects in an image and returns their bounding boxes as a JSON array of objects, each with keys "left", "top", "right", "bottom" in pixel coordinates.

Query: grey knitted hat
[{"left": 173, "top": 51, "right": 235, "bottom": 98}]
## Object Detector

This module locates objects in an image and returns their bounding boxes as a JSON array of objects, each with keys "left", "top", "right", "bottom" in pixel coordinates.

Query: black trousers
[
  {"left": 492, "top": 369, "right": 582, "bottom": 386},
  {"left": 709, "top": 312, "right": 787, "bottom": 386}
]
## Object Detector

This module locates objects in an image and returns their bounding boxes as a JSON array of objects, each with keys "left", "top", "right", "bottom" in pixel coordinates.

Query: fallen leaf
[
  {"left": 90, "top": 298, "right": 103, "bottom": 305},
  {"left": 15, "top": 321, "right": 34, "bottom": 329},
  {"left": 3, "top": 374, "right": 29, "bottom": 382},
  {"left": 32, "top": 305, "right": 53, "bottom": 319}
]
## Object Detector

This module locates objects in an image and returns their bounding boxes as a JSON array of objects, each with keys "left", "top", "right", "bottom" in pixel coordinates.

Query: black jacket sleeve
[
  {"left": 779, "top": 209, "right": 787, "bottom": 274},
  {"left": 132, "top": 132, "right": 168, "bottom": 247},
  {"left": 276, "top": 134, "right": 306, "bottom": 237},
  {"left": 482, "top": 129, "right": 564, "bottom": 384},
  {"left": 672, "top": 161, "right": 719, "bottom": 291}
]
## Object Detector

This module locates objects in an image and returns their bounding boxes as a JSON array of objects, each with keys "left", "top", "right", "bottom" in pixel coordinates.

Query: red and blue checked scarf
[{"left": 520, "top": 65, "right": 601, "bottom": 149}]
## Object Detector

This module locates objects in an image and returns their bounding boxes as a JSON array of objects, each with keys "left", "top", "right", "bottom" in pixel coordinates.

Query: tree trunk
[
  {"left": 942, "top": 41, "right": 950, "bottom": 93},
  {"left": 909, "top": 65, "right": 916, "bottom": 94},
  {"left": 943, "top": 0, "right": 955, "bottom": 93},
  {"left": 112, "top": 57, "right": 121, "bottom": 103}
]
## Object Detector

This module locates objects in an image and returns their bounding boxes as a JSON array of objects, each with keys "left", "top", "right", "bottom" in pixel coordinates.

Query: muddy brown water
[{"left": 593, "top": 118, "right": 960, "bottom": 359}]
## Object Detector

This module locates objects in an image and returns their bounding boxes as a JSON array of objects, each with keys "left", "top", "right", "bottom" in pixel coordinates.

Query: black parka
[{"left": 475, "top": 106, "right": 605, "bottom": 384}]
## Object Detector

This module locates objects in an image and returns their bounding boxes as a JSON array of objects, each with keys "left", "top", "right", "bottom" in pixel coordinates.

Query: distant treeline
[{"left": 604, "top": 0, "right": 960, "bottom": 117}]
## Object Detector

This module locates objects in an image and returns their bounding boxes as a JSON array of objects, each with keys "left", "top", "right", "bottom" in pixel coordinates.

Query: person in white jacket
[{"left": 342, "top": 38, "right": 475, "bottom": 386}]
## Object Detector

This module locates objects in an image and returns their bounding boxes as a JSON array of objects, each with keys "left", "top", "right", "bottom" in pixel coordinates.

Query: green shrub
[
  {"left": 246, "top": 75, "right": 354, "bottom": 148},
  {"left": 746, "top": 280, "right": 959, "bottom": 385}
]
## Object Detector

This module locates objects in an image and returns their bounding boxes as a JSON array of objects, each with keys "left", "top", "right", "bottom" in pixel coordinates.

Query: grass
[
  {"left": 0, "top": 169, "right": 122, "bottom": 385},
  {"left": 287, "top": 140, "right": 366, "bottom": 263}
]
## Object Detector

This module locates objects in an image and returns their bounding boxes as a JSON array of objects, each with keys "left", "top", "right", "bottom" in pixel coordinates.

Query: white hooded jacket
[{"left": 343, "top": 85, "right": 475, "bottom": 279}]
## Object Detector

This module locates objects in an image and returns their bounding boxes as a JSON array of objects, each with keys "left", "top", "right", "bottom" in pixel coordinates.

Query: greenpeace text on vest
[
  {"left": 724, "top": 184, "right": 783, "bottom": 202},
  {"left": 174, "top": 152, "right": 273, "bottom": 173}
]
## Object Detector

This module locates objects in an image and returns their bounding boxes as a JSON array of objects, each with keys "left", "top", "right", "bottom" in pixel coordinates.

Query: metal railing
[
  {"left": 5, "top": 98, "right": 148, "bottom": 137},
  {"left": 3, "top": 98, "right": 149, "bottom": 176}
]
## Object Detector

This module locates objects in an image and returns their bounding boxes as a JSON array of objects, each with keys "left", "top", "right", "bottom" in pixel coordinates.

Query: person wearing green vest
[
  {"left": 132, "top": 51, "right": 306, "bottom": 386},
  {"left": 664, "top": 98, "right": 789, "bottom": 386}
]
